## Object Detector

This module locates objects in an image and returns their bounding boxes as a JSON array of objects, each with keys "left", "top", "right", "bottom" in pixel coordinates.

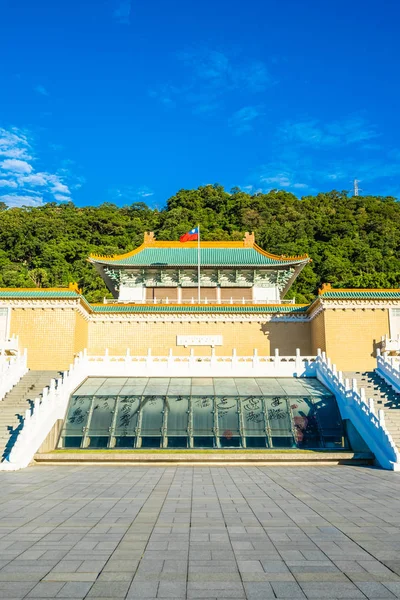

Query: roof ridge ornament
[
  {"left": 144, "top": 231, "right": 156, "bottom": 245},
  {"left": 319, "top": 283, "right": 332, "bottom": 295},
  {"left": 243, "top": 231, "right": 255, "bottom": 247}
]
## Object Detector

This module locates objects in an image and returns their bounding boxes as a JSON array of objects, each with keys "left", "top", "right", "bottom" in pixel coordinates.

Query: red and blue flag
[{"left": 180, "top": 227, "right": 199, "bottom": 242}]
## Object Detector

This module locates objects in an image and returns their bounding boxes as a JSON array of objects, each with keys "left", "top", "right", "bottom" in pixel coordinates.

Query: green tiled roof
[
  {"left": 322, "top": 291, "right": 400, "bottom": 299},
  {"left": 91, "top": 304, "right": 308, "bottom": 313},
  {"left": 93, "top": 248, "right": 307, "bottom": 267},
  {"left": 0, "top": 290, "right": 81, "bottom": 298}
]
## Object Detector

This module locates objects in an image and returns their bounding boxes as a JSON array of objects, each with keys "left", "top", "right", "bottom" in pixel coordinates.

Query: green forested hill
[{"left": 0, "top": 186, "right": 399, "bottom": 303}]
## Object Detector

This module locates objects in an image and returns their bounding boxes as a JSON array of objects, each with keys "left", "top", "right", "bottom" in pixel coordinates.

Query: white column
[
  {"left": 177, "top": 286, "right": 182, "bottom": 304},
  {"left": 216, "top": 286, "right": 221, "bottom": 304}
]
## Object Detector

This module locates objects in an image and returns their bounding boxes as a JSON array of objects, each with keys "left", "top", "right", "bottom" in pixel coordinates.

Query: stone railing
[
  {"left": 83, "top": 348, "right": 317, "bottom": 378},
  {"left": 0, "top": 335, "right": 20, "bottom": 354},
  {"left": 102, "top": 298, "right": 296, "bottom": 305},
  {"left": 376, "top": 349, "right": 400, "bottom": 394},
  {"left": 1, "top": 352, "right": 88, "bottom": 470},
  {"left": 0, "top": 348, "right": 316, "bottom": 470},
  {"left": 0, "top": 348, "right": 28, "bottom": 401},
  {"left": 381, "top": 335, "right": 400, "bottom": 356},
  {"left": 315, "top": 350, "right": 399, "bottom": 471}
]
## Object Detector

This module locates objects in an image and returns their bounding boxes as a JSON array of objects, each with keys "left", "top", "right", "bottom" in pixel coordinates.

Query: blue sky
[{"left": 0, "top": 0, "right": 399, "bottom": 208}]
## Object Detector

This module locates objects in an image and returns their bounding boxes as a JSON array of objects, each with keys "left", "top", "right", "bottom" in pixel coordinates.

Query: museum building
[{"left": 0, "top": 232, "right": 399, "bottom": 460}]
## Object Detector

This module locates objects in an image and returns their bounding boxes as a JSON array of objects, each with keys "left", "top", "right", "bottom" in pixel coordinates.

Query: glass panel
[
  {"left": 141, "top": 396, "right": 164, "bottom": 435},
  {"left": 290, "top": 396, "right": 322, "bottom": 448},
  {"left": 265, "top": 396, "right": 295, "bottom": 448},
  {"left": 115, "top": 397, "right": 140, "bottom": 436},
  {"left": 89, "top": 397, "right": 116, "bottom": 436},
  {"left": 143, "top": 379, "right": 170, "bottom": 395},
  {"left": 220, "top": 436, "right": 241, "bottom": 448},
  {"left": 62, "top": 378, "right": 348, "bottom": 451},
  {"left": 64, "top": 396, "right": 91, "bottom": 435},
  {"left": 246, "top": 437, "right": 267, "bottom": 448},
  {"left": 166, "top": 396, "right": 189, "bottom": 436},
  {"left": 114, "top": 436, "right": 135, "bottom": 448},
  {"left": 217, "top": 396, "right": 240, "bottom": 436},
  {"left": 192, "top": 396, "right": 214, "bottom": 436},
  {"left": 313, "top": 395, "right": 346, "bottom": 447},
  {"left": 87, "top": 436, "right": 108, "bottom": 449},
  {"left": 193, "top": 436, "right": 214, "bottom": 448},
  {"left": 141, "top": 436, "right": 161, "bottom": 448},
  {"left": 167, "top": 436, "right": 187, "bottom": 448},
  {"left": 235, "top": 378, "right": 262, "bottom": 396},
  {"left": 241, "top": 396, "right": 265, "bottom": 435},
  {"left": 62, "top": 436, "right": 83, "bottom": 448}
]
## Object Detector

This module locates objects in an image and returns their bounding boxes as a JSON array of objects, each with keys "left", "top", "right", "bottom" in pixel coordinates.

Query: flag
[{"left": 180, "top": 227, "right": 199, "bottom": 242}]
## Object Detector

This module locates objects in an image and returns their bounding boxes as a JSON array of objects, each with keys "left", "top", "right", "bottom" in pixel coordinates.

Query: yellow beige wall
[
  {"left": 7, "top": 304, "right": 392, "bottom": 371},
  {"left": 322, "top": 308, "right": 390, "bottom": 371},
  {"left": 74, "top": 312, "right": 89, "bottom": 356},
  {"left": 87, "top": 320, "right": 312, "bottom": 357},
  {"left": 310, "top": 311, "right": 326, "bottom": 355},
  {"left": 10, "top": 308, "right": 78, "bottom": 370}
]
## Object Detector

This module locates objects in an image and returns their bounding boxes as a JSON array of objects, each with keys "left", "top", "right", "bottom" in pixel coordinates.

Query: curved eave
[
  {"left": 89, "top": 256, "right": 310, "bottom": 268},
  {"left": 89, "top": 242, "right": 310, "bottom": 268}
]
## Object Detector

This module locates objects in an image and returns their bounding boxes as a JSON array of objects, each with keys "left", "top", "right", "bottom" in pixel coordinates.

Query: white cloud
[
  {"left": 53, "top": 194, "right": 71, "bottom": 202},
  {"left": 278, "top": 116, "right": 379, "bottom": 148},
  {"left": 0, "top": 127, "right": 78, "bottom": 207},
  {"left": 34, "top": 85, "right": 49, "bottom": 96},
  {"left": 0, "top": 128, "right": 32, "bottom": 160},
  {"left": 18, "top": 173, "right": 48, "bottom": 186},
  {"left": 0, "top": 159, "right": 33, "bottom": 174},
  {"left": 109, "top": 185, "right": 154, "bottom": 202},
  {"left": 229, "top": 106, "right": 263, "bottom": 134},
  {"left": 0, "top": 179, "right": 18, "bottom": 188},
  {"left": 151, "top": 48, "right": 272, "bottom": 117},
  {"left": 0, "top": 194, "right": 44, "bottom": 207}
]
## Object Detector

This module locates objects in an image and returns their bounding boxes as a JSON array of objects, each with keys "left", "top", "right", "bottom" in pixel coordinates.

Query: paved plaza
[{"left": 0, "top": 466, "right": 400, "bottom": 599}]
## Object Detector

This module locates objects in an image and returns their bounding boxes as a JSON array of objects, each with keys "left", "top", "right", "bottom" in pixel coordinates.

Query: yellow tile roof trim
[{"left": 89, "top": 240, "right": 309, "bottom": 263}]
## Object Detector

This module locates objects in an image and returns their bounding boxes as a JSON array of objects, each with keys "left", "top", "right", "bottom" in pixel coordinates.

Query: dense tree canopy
[{"left": 0, "top": 186, "right": 399, "bottom": 303}]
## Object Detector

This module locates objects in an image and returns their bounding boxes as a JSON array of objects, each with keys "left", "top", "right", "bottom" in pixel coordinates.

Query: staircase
[
  {"left": 344, "top": 371, "right": 400, "bottom": 449},
  {"left": 0, "top": 370, "right": 60, "bottom": 461}
]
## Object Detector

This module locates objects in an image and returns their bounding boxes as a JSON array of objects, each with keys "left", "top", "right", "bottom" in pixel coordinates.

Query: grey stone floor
[{"left": 0, "top": 467, "right": 400, "bottom": 600}]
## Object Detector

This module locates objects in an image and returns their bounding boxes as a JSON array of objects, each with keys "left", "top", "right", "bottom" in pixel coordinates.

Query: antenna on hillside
[{"left": 353, "top": 179, "right": 361, "bottom": 196}]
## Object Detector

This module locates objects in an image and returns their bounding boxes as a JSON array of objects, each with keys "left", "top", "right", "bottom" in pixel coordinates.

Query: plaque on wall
[{"left": 176, "top": 335, "right": 223, "bottom": 347}]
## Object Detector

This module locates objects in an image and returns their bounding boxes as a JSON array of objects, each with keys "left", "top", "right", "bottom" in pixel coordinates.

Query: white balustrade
[
  {"left": 376, "top": 349, "right": 400, "bottom": 394},
  {"left": 1, "top": 351, "right": 88, "bottom": 471},
  {"left": 0, "top": 348, "right": 28, "bottom": 401},
  {"left": 315, "top": 350, "right": 400, "bottom": 471}
]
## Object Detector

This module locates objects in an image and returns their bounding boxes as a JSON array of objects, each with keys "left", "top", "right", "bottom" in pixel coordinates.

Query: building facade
[{"left": 0, "top": 232, "right": 398, "bottom": 372}]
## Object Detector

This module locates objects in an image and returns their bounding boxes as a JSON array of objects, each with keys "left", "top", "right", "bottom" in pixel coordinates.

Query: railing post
[
  {"left": 295, "top": 348, "right": 302, "bottom": 373},
  {"left": 232, "top": 348, "right": 237, "bottom": 369},
  {"left": 252, "top": 348, "right": 258, "bottom": 368},
  {"left": 360, "top": 387, "right": 367, "bottom": 404},
  {"left": 368, "top": 398, "right": 375, "bottom": 415},
  {"left": 378, "top": 409, "right": 386, "bottom": 426},
  {"left": 274, "top": 348, "right": 280, "bottom": 370}
]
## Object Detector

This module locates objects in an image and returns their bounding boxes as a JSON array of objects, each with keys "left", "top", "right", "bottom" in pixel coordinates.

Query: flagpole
[{"left": 197, "top": 224, "right": 201, "bottom": 304}]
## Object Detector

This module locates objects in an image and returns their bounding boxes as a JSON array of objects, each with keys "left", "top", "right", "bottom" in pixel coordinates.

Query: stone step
[
  {"left": 0, "top": 370, "right": 61, "bottom": 461},
  {"left": 34, "top": 450, "right": 375, "bottom": 467}
]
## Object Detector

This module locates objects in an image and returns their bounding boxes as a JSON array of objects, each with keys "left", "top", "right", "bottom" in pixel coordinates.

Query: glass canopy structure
[{"left": 59, "top": 377, "right": 347, "bottom": 450}]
